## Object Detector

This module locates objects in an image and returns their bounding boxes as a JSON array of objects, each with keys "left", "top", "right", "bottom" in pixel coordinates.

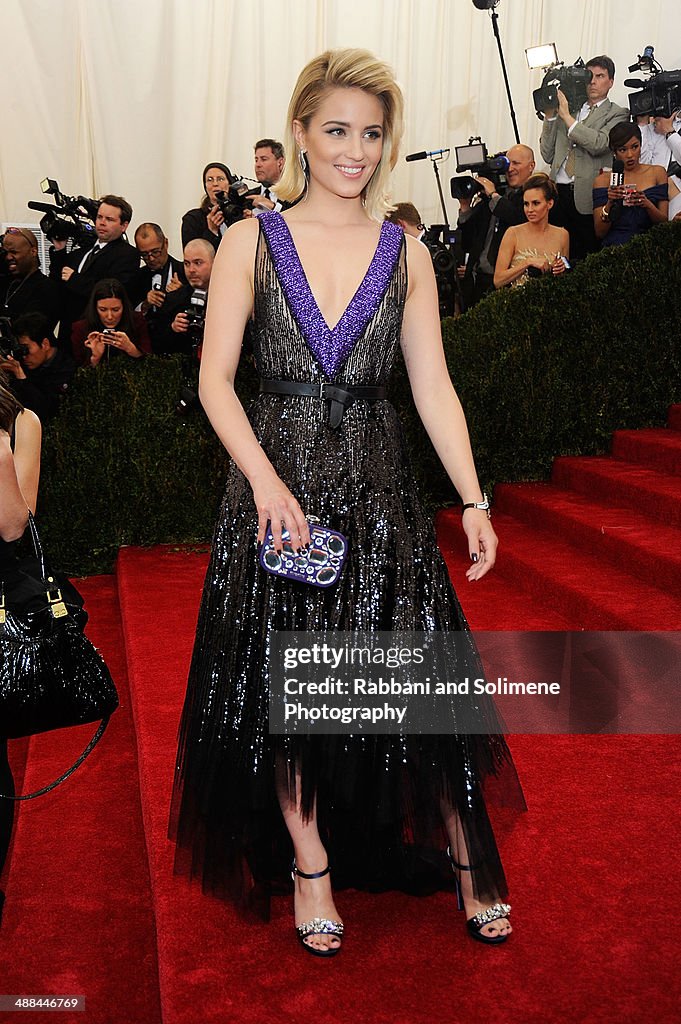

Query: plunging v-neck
[{"left": 259, "top": 211, "right": 403, "bottom": 379}]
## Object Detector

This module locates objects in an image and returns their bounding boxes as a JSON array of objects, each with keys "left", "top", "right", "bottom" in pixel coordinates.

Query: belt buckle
[{"left": 318, "top": 382, "right": 327, "bottom": 400}]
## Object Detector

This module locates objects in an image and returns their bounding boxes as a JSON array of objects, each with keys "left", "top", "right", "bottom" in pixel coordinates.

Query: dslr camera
[
  {"left": 450, "top": 138, "right": 510, "bottom": 202},
  {"left": 27, "top": 177, "right": 98, "bottom": 247},
  {"left": 533, "top": 59, "right": 592, "bottom": 118},
  {"left": 214, "top": 169, "right": 252, "bottom": 226},
  {"left": 0, "top": 317, "right": 26, "bottom": 361},
  {"left": 185, "top": 288, "right": 208, "bottom": 343}
]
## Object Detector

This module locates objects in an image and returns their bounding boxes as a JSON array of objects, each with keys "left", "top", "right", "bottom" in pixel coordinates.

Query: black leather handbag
[{"left": 0, "top": 513, "right": 119, "bottom": 800}]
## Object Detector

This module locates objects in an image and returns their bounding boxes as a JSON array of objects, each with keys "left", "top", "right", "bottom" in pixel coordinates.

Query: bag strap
[
  {"left": 0, "top": 716, "right": 110, "bottom": 801},
  {"left": 26, "top": 511, "right": 47, "bottom": 581}
]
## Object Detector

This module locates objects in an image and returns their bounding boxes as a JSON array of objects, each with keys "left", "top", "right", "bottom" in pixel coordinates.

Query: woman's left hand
[
  {"left": 463, "top": 511, "right": 498, "bottom": 581},
  {"left": 107, "top": 331, "right": 140, "bottom": 357}
]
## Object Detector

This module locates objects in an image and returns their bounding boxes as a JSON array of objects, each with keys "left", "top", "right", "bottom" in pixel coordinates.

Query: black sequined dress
[{"left": 169, "top": 212, "right": 524, "bottom": 917}]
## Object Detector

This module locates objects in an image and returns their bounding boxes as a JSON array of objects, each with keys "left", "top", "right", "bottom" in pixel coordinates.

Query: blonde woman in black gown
[{"left": 170, "top": 49, "right": 524, "bottom": 956}]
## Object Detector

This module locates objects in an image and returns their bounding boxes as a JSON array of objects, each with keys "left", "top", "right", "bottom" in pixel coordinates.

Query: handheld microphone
[
  {"left": 405, "top": 148, "right": 450, "bottom": 162},
  {"left": 610, "top": 159, "right": 625, "bottom": 188}
]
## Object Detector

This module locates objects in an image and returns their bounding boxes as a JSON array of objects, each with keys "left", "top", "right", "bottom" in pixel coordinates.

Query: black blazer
[
  {"left": 50, "top": 236, "right": 140, "bottom": 343},
  {"left": 127, "top": 255, "right": 186, "bottom": 309}
]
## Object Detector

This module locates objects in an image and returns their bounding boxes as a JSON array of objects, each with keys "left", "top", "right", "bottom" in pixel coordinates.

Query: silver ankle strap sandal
[{"left": 292, "top": 861, "right": 344, "bottom": 958}]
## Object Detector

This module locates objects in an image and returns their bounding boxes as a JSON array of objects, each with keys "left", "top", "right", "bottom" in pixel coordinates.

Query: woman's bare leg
[
  {"left": 276, "top": 761, "right": 343, "bottom": 953},
  {"left": 441, "top": 799, "right": 512, "bottom": 939}
]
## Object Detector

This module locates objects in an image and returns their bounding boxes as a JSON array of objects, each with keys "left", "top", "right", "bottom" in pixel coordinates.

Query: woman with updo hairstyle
[
  {"left": 593, "top": 121, "right": 668, "bottom": 245},
  {"left": 170, "top": 47, "right": 524, "bottom": 957},
  {"left": 494, "top": 173, "right": 569, "bottom": 288},
  {"left": 71, "top": 278, "right": 151, "bottom": 367},
  {"left": 0, "top": 373, "right": 41, "bottom": 925}
]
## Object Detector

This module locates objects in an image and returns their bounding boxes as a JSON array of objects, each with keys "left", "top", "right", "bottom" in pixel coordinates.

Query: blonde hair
[{"left": 276, "top": 48, "right": 404, "bottom": 221}]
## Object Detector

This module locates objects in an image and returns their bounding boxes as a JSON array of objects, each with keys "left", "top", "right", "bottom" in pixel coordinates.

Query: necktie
[
  {"left": 565, "top": 146, "right": 576, "bottom": 178},
  {"left": 80, "top": 243, "right": 101, "bottom": 274},
  {"left": 264, "top": 188, "right": 271, "bottom": 200}
]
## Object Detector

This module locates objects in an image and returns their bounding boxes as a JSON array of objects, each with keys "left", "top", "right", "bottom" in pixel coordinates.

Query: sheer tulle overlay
[{"left": 169, "top": 213, "right": 525, "bottom": 918}]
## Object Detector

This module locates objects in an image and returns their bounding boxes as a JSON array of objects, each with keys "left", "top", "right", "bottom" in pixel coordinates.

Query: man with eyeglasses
[
  {"left": 0, "top": 227, "right": 60, "bottom": 330},
  {"left": 128, "top": 223, "right": 186, "bottom": 352}
]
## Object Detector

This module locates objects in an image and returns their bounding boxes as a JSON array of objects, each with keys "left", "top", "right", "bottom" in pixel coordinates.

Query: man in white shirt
[{"left": 540, "top": 55, "right": 628, "bottom": 261}]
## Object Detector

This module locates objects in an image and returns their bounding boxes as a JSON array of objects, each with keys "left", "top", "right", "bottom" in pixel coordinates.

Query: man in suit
[
  {"left": 51, "top": 194, "right": 140, "bottom": 344},
  {"left": 540, "top": 56, "right": 628, "bottom": 261},
  {"left": 127, "top": 223, "right": 186, "bottom": 353},
  {"left": 0, "top": 227, "right": 60, "bottom": 330},
  {"left": 243, "top": 139, "right": 293, "bottom": 215}
]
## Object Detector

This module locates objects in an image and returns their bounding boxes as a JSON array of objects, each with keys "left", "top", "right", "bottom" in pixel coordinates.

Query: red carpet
[
  {"left": 0, "top": 576, "right": 161, "bottom": 1024},
  {"left": 2, "top": 410, "right": 681, "bottom": 1023}
]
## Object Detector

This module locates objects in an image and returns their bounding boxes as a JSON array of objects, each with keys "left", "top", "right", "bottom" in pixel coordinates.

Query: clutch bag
[{"left": 259, "top": 517, "right": 348, "bottom": 588}]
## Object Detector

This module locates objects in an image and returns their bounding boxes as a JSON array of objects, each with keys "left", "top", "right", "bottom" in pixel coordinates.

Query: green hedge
[{"left": 40, "top": 222, "right": 681, "bottom": 575}]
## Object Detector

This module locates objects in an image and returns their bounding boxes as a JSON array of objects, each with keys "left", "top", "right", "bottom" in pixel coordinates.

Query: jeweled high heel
[
  {"left": 447, "top": 846, "right": 511, "bottom": 945},
  {"left": 291, "top": 860, "right": 344, "bottom": 958}
]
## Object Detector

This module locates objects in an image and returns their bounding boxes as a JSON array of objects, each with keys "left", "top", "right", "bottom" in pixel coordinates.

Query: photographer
[
  {"left": 155, "top": 240, "right": 215, "bottom": 356},
  {"left": 182, "top": 163, "right": 237, "bottom": 252},
  {"left": 50, "top": 195, "right": 140, "bottom": 344},
  {"left": 0, "top": 228, "right": 60, "bottom": 330},
  {"left": 540, "top": 55, "right": 628, "bottom": 261},
  {"left": 653, "top": 111, "right": 681, "bottom": 166},
  {"left": 385, "top": 203, "right": 425, "bottom": 240},
  {"left": 457, "top": 144, "right": 535, "bottom": 306},
  {"left": 71, "top": 279, "right": 150, "bottom": 368},
  {"left": 128, "top": 223, "right": 186, "bottom": 352},
  {"left": 0, "top": 313, "right": 75, "bottom": 425}
]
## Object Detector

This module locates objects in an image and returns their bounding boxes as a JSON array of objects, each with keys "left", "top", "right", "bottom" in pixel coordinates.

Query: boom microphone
[{"left": 405, "top": 148, "right": 450, "bottom": 162}]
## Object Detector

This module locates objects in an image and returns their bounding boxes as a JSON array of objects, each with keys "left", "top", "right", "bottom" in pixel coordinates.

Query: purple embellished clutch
[{"left": 259, "top": 518, "right": 348, "bottom": 588}]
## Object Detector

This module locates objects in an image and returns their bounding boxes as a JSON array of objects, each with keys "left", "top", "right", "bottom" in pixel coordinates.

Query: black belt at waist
[{"left": 259, "top": 379, "right": 387, "bottom": 429}]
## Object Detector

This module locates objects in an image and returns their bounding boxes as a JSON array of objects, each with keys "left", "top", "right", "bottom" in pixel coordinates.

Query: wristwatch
[{"left": 462, "top": 493, "right": 491, "bottom": 518}]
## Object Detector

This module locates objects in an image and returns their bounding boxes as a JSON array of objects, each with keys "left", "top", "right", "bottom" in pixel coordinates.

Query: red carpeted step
[
  {"left": 667, "top": 404, "right": 681, "bottom": 431},
  {"left": 435, "top": 510, "right": 573, "bottom": 630},
  {"left": 0, "top": 576, "right": 162, "bottom": 1024},
  {"left": 478, "top": 510, "right": 681, "bottom": 629},
  {"left": 552, "top": 455, "right": 681, "bottom": 526},
  {"left": 493, "top": 481, "right": 681, "bottom": 599},
  {"left": 612, "top": 427, "right": 681, "bottom": 476}
]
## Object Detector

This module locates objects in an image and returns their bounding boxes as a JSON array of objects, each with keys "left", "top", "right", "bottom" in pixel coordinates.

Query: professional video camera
[
  {"left": 450, "top": 138, "right": 510, "bottom": 201},
  {"left": 26, "top": 178, "right": 98, "bottom": 247},
  {"left": 624, "top": 47, "right": 681, "bottom": 118},
  {"left": 0, "top": 317, "right": 25, "bottom": 360},
  {"left": 214, "top": 168, "right": 253, "bottom": 225},
  {"left": 532, "top": 58, "right": 592, "bottom": 118}
]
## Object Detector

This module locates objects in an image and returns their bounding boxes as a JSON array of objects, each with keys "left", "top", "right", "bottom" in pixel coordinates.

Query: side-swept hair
[
  {"left": 255, "top": 138, "right": 285, "bottom": 160},
  {"left": 587, "top": 55, "right": 615, "bottom": 80},
  {"left": 98, "top": 194, "right": 133, "bottom": 224},
  {"left": 276, "top": 48, "right": 404, "bottom": 221}
]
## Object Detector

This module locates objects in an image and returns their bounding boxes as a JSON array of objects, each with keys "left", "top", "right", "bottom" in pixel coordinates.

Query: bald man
[
  {"left": 457, "top": 144, "right": 536, "bottom": 308},
  {"left": 147, "top": 239, "right": 215, "bottom": 355},
  {"left": 0, "top": 227, "right": 60, "bottom": 329}
]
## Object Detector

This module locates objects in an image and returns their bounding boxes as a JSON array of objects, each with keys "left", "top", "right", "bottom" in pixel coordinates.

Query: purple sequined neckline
[{"left": 260, "top": 211, "right": 403, "bottom": 378}]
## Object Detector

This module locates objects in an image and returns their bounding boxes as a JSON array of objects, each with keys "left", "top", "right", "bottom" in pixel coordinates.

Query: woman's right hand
[
  {"left": 206, "top": 205, "right": 225, "bottom": 235},
  {"left": 85, "top": 332, "right": 106, "bottom": 366},
  {"left": 252, "top": 471, "right": 311, "bottom": 552}
]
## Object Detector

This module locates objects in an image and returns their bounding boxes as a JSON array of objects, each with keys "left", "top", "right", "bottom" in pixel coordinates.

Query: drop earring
[{"left": 299, "top": 149, "right": 309, "bottom": 177}]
